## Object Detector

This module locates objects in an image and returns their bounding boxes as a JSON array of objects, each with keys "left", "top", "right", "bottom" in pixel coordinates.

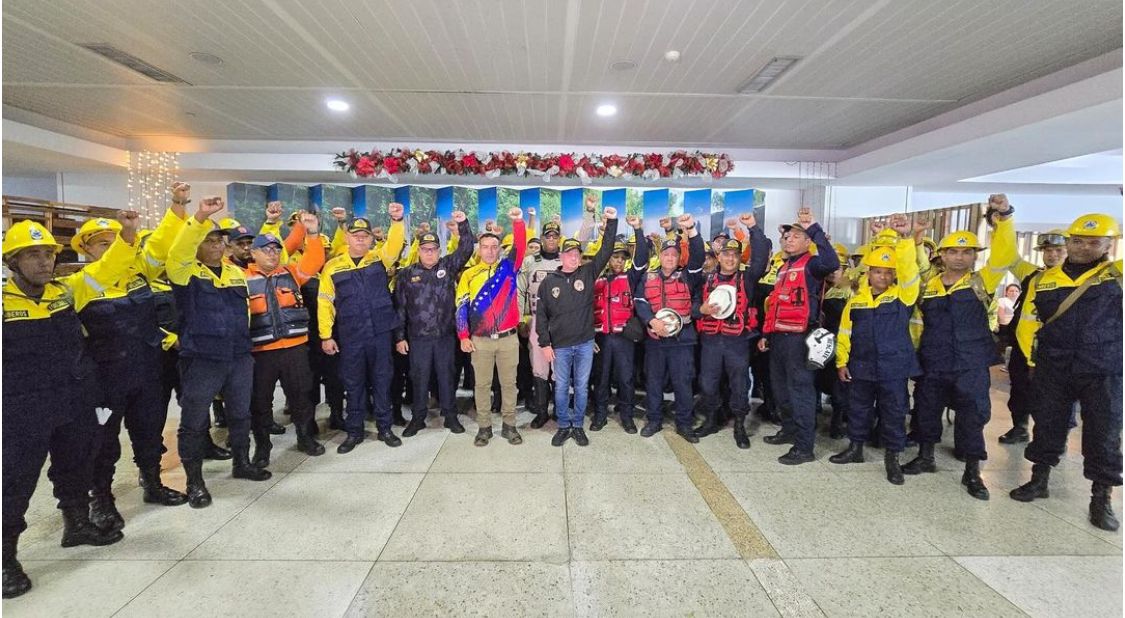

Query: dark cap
[
  {"left": 527, "top": 237, "right": 541, "bottom": 245},
  {"left": 227, "top": 226, "right": 255, "bottom": 241},
  {"left": 251, "top": 233, "right": 283, "bottom": 250},
  {"left": 612, "top": 242, "right": 629, "bottom": 255},
  {"left": 779, "top": 223, "right": 809, "bottom": 236},
  {"left": 659, "top": 238, "right": 681, "bottom": 253},
  {"left": 542, "top": 222, "right": 562, "bottom": 237},
  {"left": 561, "top": 238, "right": 582, "bottom": 253},
  {"left": 712, "top": 231, "right": 730, "bottom": 241},
  {"left": 720, "top": 239, "right": 742, "bottom": 254},
  {"left": 418, "top": 232, "right": 440, "bottom": 248},
  {"left": 347, "top": 217, "right": 373, "bottom": 233}
]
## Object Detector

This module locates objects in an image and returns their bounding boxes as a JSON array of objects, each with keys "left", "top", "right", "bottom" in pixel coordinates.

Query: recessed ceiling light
[
  {"left": 610, "top": 60, "right": 636, "bottom": 71},
  {"left": 596, "top": 104, "right": 617, "bottom": 117},
  {"left": 664, "top": 50, "right": 681, "bottom": 63},
  {"left": 189, "top": 51, "right": 224, "bottom": 66},
  {"left": 326, "top": 98, "right": 350, "bottom": 112}
]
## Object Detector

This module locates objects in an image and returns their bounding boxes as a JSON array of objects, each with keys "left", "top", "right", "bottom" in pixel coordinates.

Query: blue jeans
[{"left": 553, "top": 340, "right": 595, "bottom": 429}]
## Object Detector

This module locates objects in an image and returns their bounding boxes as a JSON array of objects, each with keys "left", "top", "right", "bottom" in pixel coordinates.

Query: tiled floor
[{"left": 4, "top": 374, "right": 1122, "bottom": 617}]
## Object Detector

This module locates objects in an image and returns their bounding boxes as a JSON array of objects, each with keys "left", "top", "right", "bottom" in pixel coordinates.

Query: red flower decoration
[
  {"left": 383, "top": 156, "right": 400, "bottom": 175},
  {"left": 355, "top": 156, "right": 375, "bottom": 177},
  {"left": 558, "top": 154, "right": 576, "bottom": 175}
]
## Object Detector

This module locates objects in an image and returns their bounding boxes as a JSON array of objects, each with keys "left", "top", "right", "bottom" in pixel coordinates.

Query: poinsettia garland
[{"left": 333, "top": 148, "right": 733, "bottom": 184}]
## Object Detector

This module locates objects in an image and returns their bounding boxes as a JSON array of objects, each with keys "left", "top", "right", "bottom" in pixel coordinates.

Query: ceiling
[{"left": 3, "top": 0, "right": 1121, "bottom": 150}]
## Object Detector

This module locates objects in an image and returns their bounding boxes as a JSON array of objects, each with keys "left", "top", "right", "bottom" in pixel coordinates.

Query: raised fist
[
  {"left": 797, "top": 206, "right": 814, "bottom": 227},
  {"left": 724, "top": 217, "right": 737, "bottom": 229},
  {"left": 551, "top": 214, "right": 562, "bottom": 224},
  {"left": 889, "top": 213, "right": 911, "bottom": 236},
  {"left": 913, "top": 213, "right": 934, "bottom": 234},
  {"left": 331, "top": 207, "right": 347, "bottom": 222},
  {"left": 585, "top": 194, "right": 597, "bottom": 212},
  {"left": 677, "top": 214, "right": 694, "bottom": 229},
  {"left": 388, "top": 202, "right": 404, "bottom": 221},
  {"left": 526, "top": 207, "right": 536, "bottom": 217},
  {"left": 484, "top": 219, "right": 497, "bottom": 233},
  {"left": 170, "top": 182, "right": 191, "bottom": 204},
  {"left": 625, "top": 215, "right": 641, "bottom": 229},
  {"left": 659, "top": 216, "right": 672, "bottom": 231},
  {"left": 603, "top": 206, "right": 618, "bottom": 220},
  {"left": 869, "top": 220, "right": 886, "bottom": 235},
  {"left": 299, "top": 211, "right": 320, "bottom": 235},
  {"left": 507, "top": 207, "right": 522, "bottom": 221},
  {"left": 452, "top": 210, "right": 467, "bottom": 224},
  {"left": 739, "top": 212, "right": 757, "bottom": 228},
  {"left": 265, "top": 201, "right": 283, "bottom": 223},
  {"left": 988, "top": 194, "right": 1010, "bottom": 211},
  {"left": 196, "top": 196, "right": 225, "bottom": 220},
  {"left": 117, "top": 209, "right": 141, "bottom": 238}
]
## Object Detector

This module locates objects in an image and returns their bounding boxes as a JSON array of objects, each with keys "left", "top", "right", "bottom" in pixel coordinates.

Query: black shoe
[
  {"left": 328, "top": 409, "right": 346, "bottom": 430},
  {"left": 675, "top": 425, "right": 700, "bottom": 444},
  {"left": 763, "top": 430, "right": 795, "bottom": 445},
  {"left": 998, "top": 426, "right": 1030, "bottom": 444},
  {"left": 589, "top": 417, "right": 608, "bottom": 432},
  {"left": 530, "top": 411, "right": 551, "bottom": 429},
  {"left": 61, "top": 507, "right": 123, "bottom": 548},
  {"left": 295, "top": 426, "right": 326, "bottom": 457},
  {"left": 232, "top": 447, "right": 273, "bottom": 481},
  {"left": 572, "top": 428, "right": 590, "bottom": 447},
  {"left": 183, "top": 460, "right": 212, "bottom": 509},
  {"left": 377, "top": 430, "right": 403, "bottom": 447},
  {"left": 885, "top": 451, "right": 904, "bottom": 485},
  {"left": 2, "top": 538, "right": 31, "bottom": 599},
  {"left": 252, "top": 432, "right": 272, "bottom": 469},
  {"left": 444, "top": 416, "right": 466, "bottom": 434},
  {"left": 778, "top": 447, "right": 815, "bottom": 466},
  {"left": 551, "top": 428, "right": 572, "bottom": 447},
  {"left": 693, "top": 422, "right": 720, "bottom": 439},
  {"left": 337, "top": 435, "right": 364, "bottom": 454},
  {"left": 501, "top": 424, "right": 523, "bottom": 445},
  {"left": 902, "top": 443, "right": 937, "bottom": 475},
  {"left": 733, "top": 422, "right": 750, "bottom": 450},
  {"left": 961, "top": 459, "right": 990, "bottom": 500},
  {"left": 268, "top": 421, "right": 286, "bottom": 435},
  {"left": 1090, "top": 483, "right": 1120, "bottom": 531},
  {"left": 621, "top": 416, "right": 638, "bottom": 434},
  {"left": 88, "top": 489, "right": 125, "bottom": 533},
  {"left": 140, "top": 466, "right": 188, "bottom": 506},
  {"left": 473, "top": 427, "right": 492, "bottom": 447},
  {"left": 640, "top": 422, "right": 662, "bottom": 438},
  {"left": 829, "top": 441, "right": 864, "bottom": 465},
  {"left": 1010, "top": 464, "right": 1051, "bottom": 502},
  {"left": 205, "top": 440, "right": 233, "bottom": 461},
  {"left": 403, "top": 418, "right": 426, "bottom": 438}
]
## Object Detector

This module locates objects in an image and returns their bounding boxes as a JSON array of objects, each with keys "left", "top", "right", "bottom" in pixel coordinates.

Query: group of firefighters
[{"left": 2, "top": 183, "right": 1121, "bottom": 599}]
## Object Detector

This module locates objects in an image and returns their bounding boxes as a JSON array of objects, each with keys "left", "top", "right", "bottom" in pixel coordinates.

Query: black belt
[{"left": 482, "top": 328, "right": 517, "bottom": 340}]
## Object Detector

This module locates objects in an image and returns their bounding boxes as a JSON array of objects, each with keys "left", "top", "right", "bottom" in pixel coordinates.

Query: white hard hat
[
  {"left": 805, "top": 328, "right": 836, "bottom": 369},
  {"left": 706, "top": 284, "right": 737, "bottom": 320},
  {"left": 655, "top": 308, "right": 685, "bottom": 337}
]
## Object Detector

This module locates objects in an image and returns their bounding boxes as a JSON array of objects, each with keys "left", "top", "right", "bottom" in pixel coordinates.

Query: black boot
[
  {"left": 267, "top": 420, "right": 287, "bottom": 435},
  {"left": 183, "top": 459, "right": 212, "bottom": 509},
  {"left": 88, "top": 488, "right": 125, "bottom": 533},
  {"left": 902, "top": 443, "right": 937, "bottom": 475},
  {"left": 377, "top": 429, "right": 402, "bottom": 447},
  {"left": 337, "top": 435, "right": 364, "bottom": 454},
  {"left": 2, "top": 536, "right": 31, "bottom": 599},
  {"left": 443, "top": 415, "right": 466, "bottom": 434},
  {"left": 961, "top": 459, "right": 990, "bottom": 500},
  {"left": 530, "top": 378, "right": 551, "bottom": 429},
  {"left": 763, "top": 429, "right": 795, "bottom": 445},
  {"left": 829, "top": 441, "right": 864, "bottom": 464},
  {"left": 589, "top": 415, "right": 608, "bottom": 431},
  {"left": 212, "top": 399, "right": 227, "bottom": 428},
  {"left": 693, "top": 408, "right": 720, "bottom": 438},
  {"left": 1010, "top": 464, "right": 1051, "bottom": 502},
  {"left": 232, "top": 446, "right": 273, "bottom": 481},
  {"left": 885, "top": 451, "right": 904, "bottom": 485},
  {"left": 1090, "top": 483, "right": 1120, "bottom": 532},
  {"left": 61, "top": 507, "right": 123, "bottom": 547},
  {"left": 551, "top": 428, "right": 572, "bottom": 447},
  {"left": 402, "top": 416, "right": 426, "bottom": 438},
  {"left": 252, "top": 431, "right": 272, "bottom": 469},
  {"left": 204, "top": 436, "right": 232, "bottom": 461},
  {"left": 295, "top": 424, "right": 326, "bottom": 456},
  {"left": 620, "top": 414, "right": 638, "bottom": 434},
  {"left": 140, "top": 466, "right": 188, "bottom": 506},
  {"left": 328, "top": 407, "right": 345, "bottom": 430},
  {"left": 733, "top": 417, "right": 750, "bottom": 449},
  {"left": 998, "top": 425, "right": 1029, "bottom": 444}
]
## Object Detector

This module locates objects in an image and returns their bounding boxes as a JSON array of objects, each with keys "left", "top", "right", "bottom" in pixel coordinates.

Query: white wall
[
  {"left": 910, "top": 189, "right": 1122, "bottom": 230},
  {"left": 762, "top": 188, "right": 802, "bottom": 239},
  {"left": 57, "top": 171, "right": 128, "bottom": 208},
  {"left": 3, "top": 173, "right": 59, "bottom": 200}
]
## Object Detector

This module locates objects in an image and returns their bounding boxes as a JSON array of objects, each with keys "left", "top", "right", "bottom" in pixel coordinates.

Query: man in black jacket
[
  {"left": 535, "top": 207, "right": 619, "bottom": 447},
  {"left": 394, "top": 210, "right": 475, "bottom": 436}
]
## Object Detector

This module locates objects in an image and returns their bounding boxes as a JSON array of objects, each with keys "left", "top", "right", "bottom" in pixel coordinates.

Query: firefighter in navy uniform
[
  {"left": 3, "top": 218, "right": 135, "bottom": 599},
  {"left": 759, "top": 207, "right": 841, "bottom": 465},
  {"left": 905, "top": 217, "right": 1009, "bottom": 500},
  {"left": 634, "top": 213, "right": 706, "bottom": 442},
  {"left": 394, "top": 211, "right": 476, "bottom": 436},
  {"left": 166, "top": 196, "right": 273, "bottom": 510},
  {"left": 1003, "top": 210, "right": 1123, "bottom": 532},
  {"left": 693, "top": 213, "right": 770, "bottom": 448},
  {"left": 591, "top": 215, "right": 649, "bottom": 433}
]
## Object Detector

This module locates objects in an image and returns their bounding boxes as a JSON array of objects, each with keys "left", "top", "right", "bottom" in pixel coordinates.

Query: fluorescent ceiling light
[
  {"left": 738, "top": 56, "right": 802, "bottom": 94},
  {"left": 596, "top": 104, "right": 617, "bottom": 117},
  {"left": 326, "top": 98, "right": 350, "bottom": 112}
]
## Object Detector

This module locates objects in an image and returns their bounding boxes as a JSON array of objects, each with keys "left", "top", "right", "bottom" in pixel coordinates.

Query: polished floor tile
[
  {"left": 1, "top": 560, "right": 175, "bottom": 617},
  {"left": 347, "top": 561, "right": 572, "bottom": 617},
  {"left": 566, "top": 473, "right": 738, "bottom": 560},
  {"left": 429, "top": 428, "right": 563, "bottom": 473},
  {"left": 379, "top": 473, "right": 568, "bottom": 562},
  {"left": 955, "top": 555, "right": 1124, "bottom": 618},
  {"left": 189, "top": 472, "right": 423, "bottom": 561},
  {"left": 295, "top": 429, "right": 446, "bottom": 473},
  {"left": 747, "top": 558, "right": 827, "bottom": 618},
  {"left": 571, "top": 559, "right": 779, "bottom": 617},
  {"left": 114, "top": 560, "right": 372, "bottom": 618},
  {"left": 562, "top": 426, "right": 683, "bottom": 474}
]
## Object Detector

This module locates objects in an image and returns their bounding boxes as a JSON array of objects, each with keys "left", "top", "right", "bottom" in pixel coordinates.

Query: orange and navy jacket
[
  {"left": 456, "top": 220, "right": 527, "bottom": 339},
  {"left": 243, "top": 234, "right": 325, "bottom": 352}
]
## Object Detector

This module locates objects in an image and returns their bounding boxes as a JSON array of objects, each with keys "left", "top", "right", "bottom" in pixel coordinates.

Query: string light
[{"left": 127, "top": 151, "right": 180, "bottom": 227}]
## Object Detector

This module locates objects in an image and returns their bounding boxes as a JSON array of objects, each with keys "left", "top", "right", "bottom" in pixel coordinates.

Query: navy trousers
[
  {"left": 1026, "top": 365, "right": 1122, "bottom": 486},
  {"left": 847, "top": 378, "right": 909, "bottom": 452},
  {"left": 644, "top": 341, "right": 695, "bottom": 429},
  {"left": 912, "top": 367, "right": 991, "bottom": 461},
  {"left": 177, "top": 355, "right": 253, "bottom": 462},
  {"left": 697, "top": 334, "right": 751, "bottom": 420},
  {"left": 340, "top": 331, "right": 394, "bottom": 437},
  {"left": 408, "top": 335, "right": 458, "bottom": 419},
  {"left": 593, "top": 333, "right": 636, "bottom": 422},
  {"left": 90, "top": 344, "right": 168, "bottom": 491},
  {"left": 768, "top": 332, "right": 818, "bottom": 453}
]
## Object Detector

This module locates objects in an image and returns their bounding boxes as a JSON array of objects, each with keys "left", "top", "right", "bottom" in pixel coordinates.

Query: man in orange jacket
[{"left": 242, "top": 211, "right": 327, "bottom": 466}]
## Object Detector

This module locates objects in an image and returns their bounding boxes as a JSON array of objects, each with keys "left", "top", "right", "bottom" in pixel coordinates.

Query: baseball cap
[
  {"left": 347, "top": 217, "right": 373, "bottom": 233},
  {"left": 720, "top": 239, "right": 742, "bottom": 253},
  {"left": 251, "top": 233, "right": 283, "bottom": 250},
  {"left": 418, "top": 232, "right": 440, "bottom": 248},
  {"left": 659, "top": 238, "right": 681, "bottom": 253},
  {"left": 561, "top": 238, "right": 582, "bottom": 253},
  {"left": 227, "top": 226, "right": 255, "bottom": 241},
  {"left": 542, "top": 222, "right": 562, "bottom": 237},
  {"left": 779, "top": 223, "right": 809, "bottom": 236},
  {"left": 612, "top": 241, "right": 629, "bottom": 255}
]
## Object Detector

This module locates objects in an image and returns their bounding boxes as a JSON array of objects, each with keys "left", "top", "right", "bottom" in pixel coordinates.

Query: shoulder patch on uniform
[
  {"left": 47, "top": 299, "right": 70, "bottom": 312},
  {"left": 1036, "top": 282, "right": 1057, "bottom": 291},
  {"left": 4, "top": 310, "right": 29, "bottom": 319}
]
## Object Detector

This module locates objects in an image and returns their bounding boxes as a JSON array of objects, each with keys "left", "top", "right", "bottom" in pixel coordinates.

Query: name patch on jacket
[{"left": 4, "top": 310, "right": 29, "bottom": 319}]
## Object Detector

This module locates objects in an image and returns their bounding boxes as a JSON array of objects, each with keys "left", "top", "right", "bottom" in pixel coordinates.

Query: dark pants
[
  {"left": 1007, "top": 346, "right": 1032, "bottom": 429},
  {"left": 409, "top": 335, "right": 457, "bottom": 419},
  {"left": 768, "top": 332, "right": 818, "bottom": 453},
  {"left": 847, "top": 378, "right": 909, "bottom": 452},
  {"left": 90, "top": 346, "right": 168, "bottom": 491},
  {"left": 177, "top": 355, "right": 253, "bottom": 462},
  {"left": 158, "top": 347, "right": 181, "bottom": 416},
  {"left": 391, "top": 346, "right": 412, "bottom": 414},
  {"left": 341, "top": 332, "right": 394, "bottom": 437},
  {"left": 750, "top": 344, "right": 774, "bottom": 410},
  {"left": 913, "top": 366, "right": 991, "bottom": 461},
  {"left": 644, "top": 342, "right": 695, "bottom": 429},
  {"left": 251, "top": 344, "right": 315, "bottom": 432},
  {"left": 3, "top": 407, "right": 97, "bottom": 539},
  {"left": 594, "top": 333, "right": 636, "bottom": 422},
  {"left": 1026, "top": 366, "right": 1122, "bottom": 486},
  {"left": 698, "top": 334, "right": 751, "bottom": 420}
]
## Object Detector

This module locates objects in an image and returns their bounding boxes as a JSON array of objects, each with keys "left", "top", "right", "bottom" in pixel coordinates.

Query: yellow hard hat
[
  {"left": 71, "top": 217, "right": 122, "bottom": 254},
  {"left": 3, "top": 220, "right": 62, "bottom": 257},
  {"left": 870, "top": 229, "right": 899, "bottom": 247},
  {"left": 921, "top": 238, "right": 938, "bottom": 252},
  {"left": 861, "top": 245, "right": 896, "bottom": 269},
  {"left": 832, "top": 242, "right": 848, "bottom": 258},
  {"left": 501, "top": 233, "right": 514, "bottom": 249},
  {"left": 1034, "top": 229, "right": 1068, "bottom": 249},
  {"left": 219, "top": 217, "right": 242, "bottom": 230},
  {"left": 851, "top": 244, "right": 869, "bottom": 258},
  {"left": 1066, "top": 213, "right": 1122, "bottom": 238},
  {"left": 937, "top": 230, "right": 985, "bottom": 251}
]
